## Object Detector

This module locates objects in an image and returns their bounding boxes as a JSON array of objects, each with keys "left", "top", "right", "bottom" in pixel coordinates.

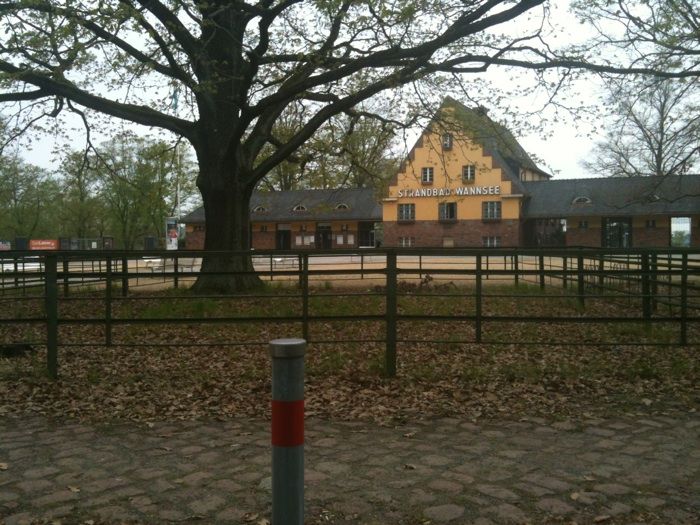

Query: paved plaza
[{"left": 1, "top": 412, "right": 699, "bottom": 524}]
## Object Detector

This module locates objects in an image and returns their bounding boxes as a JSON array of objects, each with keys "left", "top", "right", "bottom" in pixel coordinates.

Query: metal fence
[{"left": 1, "top": 247, "right": 698, "bottom": 378}]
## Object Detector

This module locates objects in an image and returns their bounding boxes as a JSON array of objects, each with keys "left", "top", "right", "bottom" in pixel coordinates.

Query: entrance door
[
  {"left": 276, "top": 224, "right": 291, "bottom": 250},
  {"left": 316, "top": 224, "right": 332, "bottom": 249},
  {"left": 602, "top": 217, "right": 632, "bottom": 248}
]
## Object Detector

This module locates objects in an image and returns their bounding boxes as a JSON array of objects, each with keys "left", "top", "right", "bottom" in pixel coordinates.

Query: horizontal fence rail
[{"left": 0, "top": 247, "right": 698, "bottom": 378}]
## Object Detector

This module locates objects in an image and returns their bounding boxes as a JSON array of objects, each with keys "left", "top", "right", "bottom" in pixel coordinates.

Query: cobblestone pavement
[{"left": 1, "top": 413, "right": 699, "bottom": 524}]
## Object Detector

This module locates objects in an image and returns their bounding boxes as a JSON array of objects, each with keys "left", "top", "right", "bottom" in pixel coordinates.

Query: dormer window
[
  {"left": 252, "top": 205, "right": 266, "bottom": 213},
  {"left": 572, "top": 196, "right": 592, "bottom": 205},
  {"left": 335, "top": 203, "right": 349, "bottom": 210},
  {"left": 293, "top": 204, "right": 307, "bottom": 212},
  {"left": 442, "top": 133, "right": 453, "bottom": 150}
]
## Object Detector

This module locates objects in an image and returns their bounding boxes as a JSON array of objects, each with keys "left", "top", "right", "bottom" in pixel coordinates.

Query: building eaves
[
  {"left": 522, "top": 175, "right": 700, "bottom": 218},
  {"left": 183, "top": 187, "right": 382, "bottom": 224}
]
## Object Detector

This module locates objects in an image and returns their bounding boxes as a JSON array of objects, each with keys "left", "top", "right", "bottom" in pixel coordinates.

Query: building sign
[
  {"left": 0, "top": 241, "right": 10, "bottom": 251},
  {"left": 166, "top": 217, "right": 178, "bottom": 250},
  {"left": 397, "top": 186, "right": 501, "bottom": 198},
  {"left": 29, "top": 239, "right": 59, "bottom": 250}
]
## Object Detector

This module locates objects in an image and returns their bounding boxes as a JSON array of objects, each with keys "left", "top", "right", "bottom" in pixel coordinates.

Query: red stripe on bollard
[{"left": 271, "top": 399, "right": 304, "bottom": 447}]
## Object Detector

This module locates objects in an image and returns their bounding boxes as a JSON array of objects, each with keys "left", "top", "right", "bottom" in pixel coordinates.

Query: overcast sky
[{"left": 14, "top": 0, "right": 606, "bottom": 181}]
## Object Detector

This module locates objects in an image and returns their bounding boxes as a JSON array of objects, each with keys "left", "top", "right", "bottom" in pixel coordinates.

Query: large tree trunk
[{"left": 190, "top": 157, "right": 263, "bottom": 294}]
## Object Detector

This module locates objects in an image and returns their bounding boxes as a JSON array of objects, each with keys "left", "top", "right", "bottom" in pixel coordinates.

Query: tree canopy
[{"left": 0, "top": 0, "right": 698, "bottom": 290}]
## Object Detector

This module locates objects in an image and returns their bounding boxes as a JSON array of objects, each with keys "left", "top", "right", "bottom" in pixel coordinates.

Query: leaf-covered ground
[{"left": 0, "top": 283, "right": 698, "bottom": 423}]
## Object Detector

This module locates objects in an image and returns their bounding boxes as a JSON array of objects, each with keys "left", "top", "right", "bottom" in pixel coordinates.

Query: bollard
[{"left": 270, "top": 338, "right": 305, "bottom": 525}]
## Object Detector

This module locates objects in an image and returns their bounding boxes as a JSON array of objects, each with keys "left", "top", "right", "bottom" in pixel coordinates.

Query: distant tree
[
  {"left": 59, "top": 152, "right": 106, "bottom": 239},
  {"left": 586, "top": 78, "right": 700, "bottom": 177},
  {"left": 89, "top": 134, "right": 197, "bottom": 249},
  {"left": 0, "top": 154, "right": 58, "bottom": 239}
]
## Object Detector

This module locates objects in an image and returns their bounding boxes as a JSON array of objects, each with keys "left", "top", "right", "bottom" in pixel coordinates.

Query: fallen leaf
[
  {"left": 403, "top": 431, "right": 416, "bottom": 438},
  {"left": 403, "top": 463, "right": 416, "bottom": 470},
  {"left": 570, "top": 492, "right": 580, "bottom": 500},
  {"left": 594, "top": 516, "right": 611, "bottom": 523},
  {"left": 67, "top": 485, "right": 81, "bottom": 493},
  {"left": 0, "top": 463, "right": 7, "bottom": 471}
]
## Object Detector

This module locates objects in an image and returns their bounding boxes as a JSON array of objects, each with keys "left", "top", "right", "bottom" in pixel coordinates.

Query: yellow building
[{"left": 382, "top": 97, "right": 549, "bottom": 247}]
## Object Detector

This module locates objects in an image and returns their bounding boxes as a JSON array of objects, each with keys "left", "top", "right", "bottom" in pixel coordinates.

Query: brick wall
[
  {"left": 692, "top": 216, "right": 700, "bottom": 247},
  {"left": 252, "top": 231, "right": 276, "bottom": 250},
  {"left": 185, "top": 227, "right": 205, "bottom": 250},
  {"left": 566, "top": 227, "right": 600, "bottom": 247},
  {"left": 383, "top": 219, "right": 521, "bottom": 247},
  {"left": 633, "top": 226, "right": 670, "bottom": 247}
]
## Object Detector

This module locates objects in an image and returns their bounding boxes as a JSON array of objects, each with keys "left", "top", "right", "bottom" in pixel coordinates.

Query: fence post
[
  {"left": 270, "top": 254, "right": 274, "bottom": 282},
  {"left": 385, "top": 250, "right": 397, "bottom": 377},
  {"left": 475, "top": 254, "right": 482, "bottom": 343},
  {"left": 45, "top": 254, "right": 58, "bottom": 379},
  {"left": 650, "top": 252, "right": 658, "bottom": 312},
  {"left": 105, "top": 257, "right": 112, "bottom": 346},
  {"left": 62, "top": 257, "right": 70, "bottom": 297},
  {"left": 577, "top": 254, "right": 585, "bottom": 308},
  {"left": 538, "top": 254, "right": 545, "bottom": 289},
  {"left": 513, "top": 255, "right": 519, "bottom": 287},
  {"left": 680, "top": 253, "right": 688, "bottom": 346},
  {"left": 598, "top": 254, "right": 605, "bottom": 288},
  {"left": 562, "top": 256, "right": 568, "bottom": 289},
  {"left": 174, "top": 256, "right": 179, "bottom": 289},
  {"left": 641, "top": 253, "right": 651, "bottom": 322},
  {"left": 121, "top": 256, "right": 129, "bottom": 297},
  {"left": 301, "top": 254, "right": 309, "bottom": 342},
  {"left": 297, "top": 255, "right": 303, "bottom": 289},
  {"left": 360, "top": 253, "right": 364, "bottom": 280},
  {"left": 269, "top": 338, "right": 305, "bottom": 525}
]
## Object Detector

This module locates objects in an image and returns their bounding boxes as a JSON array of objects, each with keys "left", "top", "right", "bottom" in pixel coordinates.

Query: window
[
  {"left": 438, "top": 202, "right": 457, "bottom": 221},
  {"left": 482, "top": 201, "right": 501, "bottom": 220},
  {"left": 462, "top": 165, "right": 476, "bottom": 183},
  {"left": 421, "top": 167, "right": 433, "bottom": 184},
  {"left": 335, "top": 203, "right": 349, "bottom": 210},
  {"left": 572, "top": 196, "right": 592, "bottom": 205},
  {"left": 260, "top": 225, "right": 268, "bottom": 232},
  {"left": 293, "top": 204, "right": 307, "bottom": 212},
  {"left": 482, "top": 236, "right": 501, "bottom": 248},
  {"left": 253, "top": 205, "right": 266, "bottom": 213},
  {"left": 578, "top": 220, "right": 588, "bottom": 229},
  {"left": 398, "top": 203, "right": 415, "bottom": 221},
  {"left": 671, "top": 217, "right": 691, "bottom": 247},
  {"left": 646, "top": 219, "right": 656, "bottom": 229},
  {"left": 602, "top": 217, "right": 632, "bottom": 248},
  {"left": 399, "top": 236, "right": 415, "bottom": 248},
  {"left": 442, "top": 133, "right": 453, "bottom": 150}
]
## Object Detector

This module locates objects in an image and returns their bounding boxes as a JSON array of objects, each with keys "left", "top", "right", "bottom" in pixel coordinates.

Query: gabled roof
[
  {"left": 392, "top": 97, "right": 548, "bottom": 193},
  {"left": 441, "top": 96, "right": 547, "bottom": 178},
  {"left": 522, "top": 175, "right": 700, "bottom": 218},
  {"left": 182, "top": 187, "right": 381, "bottom": 223}
]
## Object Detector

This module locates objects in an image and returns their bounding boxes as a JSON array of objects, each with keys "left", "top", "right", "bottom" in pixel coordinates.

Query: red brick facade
[{"left": 383, "top": 219, "right": 521, "bottom": 247}]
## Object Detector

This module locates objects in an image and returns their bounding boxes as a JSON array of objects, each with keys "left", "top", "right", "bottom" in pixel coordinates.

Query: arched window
[
  {"left": 572, "top": 196, "right": 592, "bottom": 205},
  {"left": 252, "top": 205, "right": 266, "bottom": 213},
  {"left": 293, "top": 204, "right": 307, "bottom": 212},
  {"left": 335, "top": 203, "right": 349, "bottom": 210}
]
